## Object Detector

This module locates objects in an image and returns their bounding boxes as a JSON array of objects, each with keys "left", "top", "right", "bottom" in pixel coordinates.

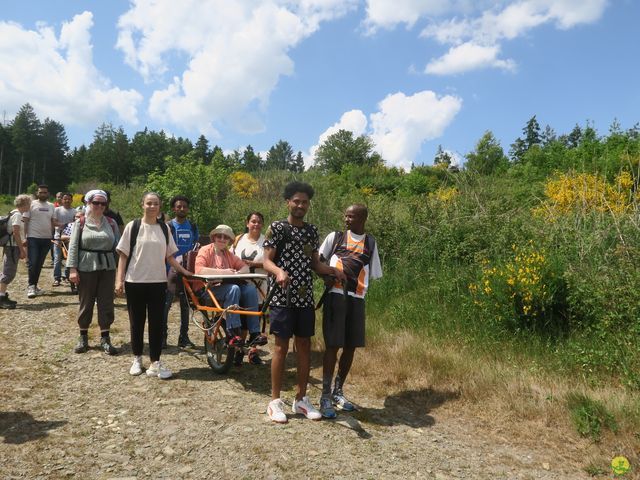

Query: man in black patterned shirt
[{"left": 263, "top": 181, "right": 346, "bottom": 424}]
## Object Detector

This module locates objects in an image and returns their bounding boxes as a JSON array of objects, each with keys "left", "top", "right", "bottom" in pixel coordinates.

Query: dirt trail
[{"left": 0, "top": 264, "right": 591, "bottom": 479}]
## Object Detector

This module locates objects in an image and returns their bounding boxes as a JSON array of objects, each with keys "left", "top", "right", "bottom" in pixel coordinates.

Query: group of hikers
[{"left": 0, "top": 181, "right": 382, "bottom": 423}]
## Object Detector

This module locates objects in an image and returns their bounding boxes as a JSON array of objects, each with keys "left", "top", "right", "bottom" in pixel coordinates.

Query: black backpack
[{"left": 0, "top": 210, "right": 17, "bottom": 247}]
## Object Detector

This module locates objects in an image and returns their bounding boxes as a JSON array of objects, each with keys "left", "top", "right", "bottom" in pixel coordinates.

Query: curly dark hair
[
  {"left": 170, "top": 195, "right": 191, "bottom": 208},
  {"left": 283, "top": 181, "right": 314, "bottom": 200}
]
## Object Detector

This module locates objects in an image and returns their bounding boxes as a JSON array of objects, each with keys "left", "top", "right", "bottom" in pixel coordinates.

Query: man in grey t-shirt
[{"left": 22, "top": 185, "right": 55, "bottom": 298}]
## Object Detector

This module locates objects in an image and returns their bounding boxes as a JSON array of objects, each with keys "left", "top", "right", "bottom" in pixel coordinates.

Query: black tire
[{"left": 202, "top": 313, "right": 234, "bottom": 374}]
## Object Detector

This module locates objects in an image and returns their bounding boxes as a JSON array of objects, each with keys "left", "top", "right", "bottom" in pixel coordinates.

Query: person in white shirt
[
  {"left": 115, "top": 192, "right": 192, "bottom": 380},
  {"left": 22, "top": 185, "right": 55, "bottom": 298}
]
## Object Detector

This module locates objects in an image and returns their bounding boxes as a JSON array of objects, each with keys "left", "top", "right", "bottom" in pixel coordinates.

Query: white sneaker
[
  {"left": 35, "top": 286, "right": 44, "bottom": 295},
  {"left": 129, "top": 356, "right": 143, "bottom": 376},
  {"left": 146, "top": 360, "right": 172, "bottom": 379},
  {"left": 27, "top": 285, "right": 36, "bottom": 299},
  {"left": 267, "top": 399, "right": 288, "bottom": 424},
  {"left": 292, "top": 396, "right": 322, "bottom": 420}
]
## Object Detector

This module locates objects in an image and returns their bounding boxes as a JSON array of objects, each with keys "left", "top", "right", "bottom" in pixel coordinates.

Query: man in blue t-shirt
[{"left": 163, "top": 195, "right": 199, "bottom": 348}]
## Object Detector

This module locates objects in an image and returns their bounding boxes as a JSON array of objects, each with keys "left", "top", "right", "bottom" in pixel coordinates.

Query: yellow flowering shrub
[
  {"left": 229, "top": 171, "right": 258, "bottom": 199},
  {"left": 72, "top": 193, "right": 84, "bottom": 207},
  {"left": 534, "top": 171, "right": 636, "bottom": 219},
  {"left": 469, "top": 242, "right": 559, "bottom": 330},
  {"left": 429, "top": 186, "right": 458, "bottom": 204}
]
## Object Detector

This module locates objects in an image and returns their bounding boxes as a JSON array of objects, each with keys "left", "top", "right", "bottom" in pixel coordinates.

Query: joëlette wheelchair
[{"left": 182, "top": 273, "right": 270, "bottom": 374}]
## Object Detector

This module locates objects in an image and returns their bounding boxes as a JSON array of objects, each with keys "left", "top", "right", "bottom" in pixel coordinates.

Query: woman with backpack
[
  {"left": 67, "top": 190, "right": 121, "bottom": 355},
  {"left": 0, "top": 194, "right": 31, "bottom": 309},
  {"left": 115, "top": 192, "right": 192, "bottom": 380}
]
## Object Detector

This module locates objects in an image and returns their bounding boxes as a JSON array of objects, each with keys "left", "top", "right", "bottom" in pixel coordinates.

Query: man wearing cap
[
  {"left": 22, "top": 185, "right": 55, "bottom": 298},
  {"left": 193, "top": 224, "right": 266, "bottom": 347}
]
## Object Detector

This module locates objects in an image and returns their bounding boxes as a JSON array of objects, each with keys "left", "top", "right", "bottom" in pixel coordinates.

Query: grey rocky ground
[{"left": 0, "top": 263, "right": 590, "bottom": 479}]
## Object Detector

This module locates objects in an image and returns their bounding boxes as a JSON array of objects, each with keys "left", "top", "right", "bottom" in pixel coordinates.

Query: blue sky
[{"left": 1, "top": 0, "right": 638, "bottom": 169}]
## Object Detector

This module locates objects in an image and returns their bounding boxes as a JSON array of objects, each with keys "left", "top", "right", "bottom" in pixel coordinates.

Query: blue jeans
[
  {"left": 204, "top": 282, "right": 259, "bottom": 333},
  {"left": 53, "top": 242, "right": 69, "bottom": 281},
  {"left": 27, "top": 238, "right": 51, "bottom": 287}
]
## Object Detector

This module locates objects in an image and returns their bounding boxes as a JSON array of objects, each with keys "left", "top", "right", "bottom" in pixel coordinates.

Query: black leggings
[{"left": 125, "top": 282, "right": 167, "bottom": 362}]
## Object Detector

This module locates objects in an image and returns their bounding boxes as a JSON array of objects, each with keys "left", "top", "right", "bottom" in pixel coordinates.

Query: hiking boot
[
  {"left": 0, "top": 295, "right": 17, "bottom": 309},
  {"left": 332, "top": 389, "right": 355, "bottom": 412},
  {"left": 233, "top": 350, "right": 245, "bottom": 367},
  {"left": 74, "top": 335, "right": 89, "bottom": 354},
  {"left": 248, "top": 333, "right": 268, "bottom": 347},
  {"left": 52, "top": 279, "right": 61, "bottom": 287},
  {"left": 27, "top": 285, "right": 36, "bottom": 299},
  {"left": 146, "top": 360, "right": 172, "bottom": 379},
  {"left": 129, "top": 356, "right": 143, "bottom": 376},
  {"left": 292, "top": 396, "right": 322, "bottom": 420},
  {"left": 267, "top": 399, "right": 288, "bottom": 424},
  {"left": 100, "top": 336, "right": 118, "bottom": 355},
  {"left": 248, "top": 348, "right": 263, "bottom": 365},
  {"left": 320, "top": 395, "right": 337, "bottom": 419},
  {"left": 178, "top": 335, "right": 196, "bottom": 349}
]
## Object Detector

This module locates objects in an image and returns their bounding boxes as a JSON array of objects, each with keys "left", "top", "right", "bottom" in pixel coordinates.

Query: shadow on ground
[
  {"left": 356, "top": 387, "right": 460, "bottom": 428},
  {"left": 0, "top": 411, "right": 67, "bottom": 444}
]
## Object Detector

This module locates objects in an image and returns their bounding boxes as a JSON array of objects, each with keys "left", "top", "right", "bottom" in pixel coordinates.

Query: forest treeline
[{"left": 3, "top": 102, "right": 638, "bottom": 198}]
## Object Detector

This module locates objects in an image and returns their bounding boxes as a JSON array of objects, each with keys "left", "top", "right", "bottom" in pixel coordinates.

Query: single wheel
[{"left": 202, "top": 312, "right": 234, "bottom": 374}]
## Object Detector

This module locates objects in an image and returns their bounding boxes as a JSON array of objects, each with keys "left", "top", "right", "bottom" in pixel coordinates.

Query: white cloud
[
  {"left": 425, "top": 42, "right": 516, "bottom": 75},
  {"left": 117, "top": 0, "right": 357, "bottom": 137},
  {"left": 364, "top": 0, "right": 608, "bottom": 75},
  {"left": 370, "top": 91, "right": 462, "bottom": 170},
  {"left": 307, "top": 90, "right": 461, "bottom": 171},
  {"left": 0, "top": 12, "right": 142, "bottom": 127},
  {"left": 363, "top": 0, "right": 456, "bottom": 32}
]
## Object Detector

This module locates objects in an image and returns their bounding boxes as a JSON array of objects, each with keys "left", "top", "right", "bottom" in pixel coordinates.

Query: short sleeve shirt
[
  {"left": 116, "top": 221, "right": 178, "bottom": 283},
  {"left": 7, "top": 211, "right": 24, "bottom": 247},
  {"left": 263, "top": 220, "right": 319, "bottom": 308},
  {"left": 23, "top": 200, "right": 54, "bottom": 238}
]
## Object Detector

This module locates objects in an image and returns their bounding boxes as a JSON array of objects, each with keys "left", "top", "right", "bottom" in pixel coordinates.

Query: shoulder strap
[
  {"left": 159, "top": 221, "right": 169, "bottom": 245},
  {"left": 232, "top": 233, "right": 243, "bottom": 250},
  {"left": 125, "top": 218, "right": 142, "bottom": 272},
  {"left": 364, "top": 234, "right": 376, "bottom": 258}
]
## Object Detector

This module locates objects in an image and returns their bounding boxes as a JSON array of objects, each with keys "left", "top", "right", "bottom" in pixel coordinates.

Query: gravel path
[{"left": 0, "top": 264, "right": 591, "bottom": 479}]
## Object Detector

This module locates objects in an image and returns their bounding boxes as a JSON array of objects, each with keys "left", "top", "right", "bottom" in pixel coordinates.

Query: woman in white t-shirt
[
  {"left": 115, "top": 192, "right": 192, "bottom": 379},
  {"left": 231, "top": 211, "right": 267, "bottom": 365}
]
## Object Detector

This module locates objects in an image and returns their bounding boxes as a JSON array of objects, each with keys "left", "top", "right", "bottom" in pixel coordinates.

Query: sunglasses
[{"left": 91, "top": 201, "right": 107, "bottom": 206}]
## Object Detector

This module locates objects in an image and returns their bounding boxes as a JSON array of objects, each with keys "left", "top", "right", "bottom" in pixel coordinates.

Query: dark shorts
[
  {"left": 323, "top": 292, "right": 365, "bottom": 348},
  {"left": 269, "top": 306, "right": 315, "bottom": 339}
]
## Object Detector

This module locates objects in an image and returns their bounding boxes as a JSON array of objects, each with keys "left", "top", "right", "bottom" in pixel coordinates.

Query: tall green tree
[
  {"left": 41, "top": 118, "right": 69, "bottom": 191},
  {"left": 314, "top": 129, "right": 380, "bottom": 173},
  {"left": 465, "top": 131, "right": 508, "bottom": 175},
  {"left": 433, "top": 145, "right": 452, "bottom": 167},
  {"left": 288, "top": 151, "right": 304, "bottom": 173},
  {"left": 265, "top": 140, "right": 294, "bottom": 170},
  {"left": 241, "top": 145, "right": 263, "bottom": 172},
  {"left": 11, "top": 103, "right": 42, "bottom": 194},
  {"left": 194, "top": 135, "right": 210, "bottom": 163},
  {"left": 130, "top": 128, "right": 170, "bottom": 179}
]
